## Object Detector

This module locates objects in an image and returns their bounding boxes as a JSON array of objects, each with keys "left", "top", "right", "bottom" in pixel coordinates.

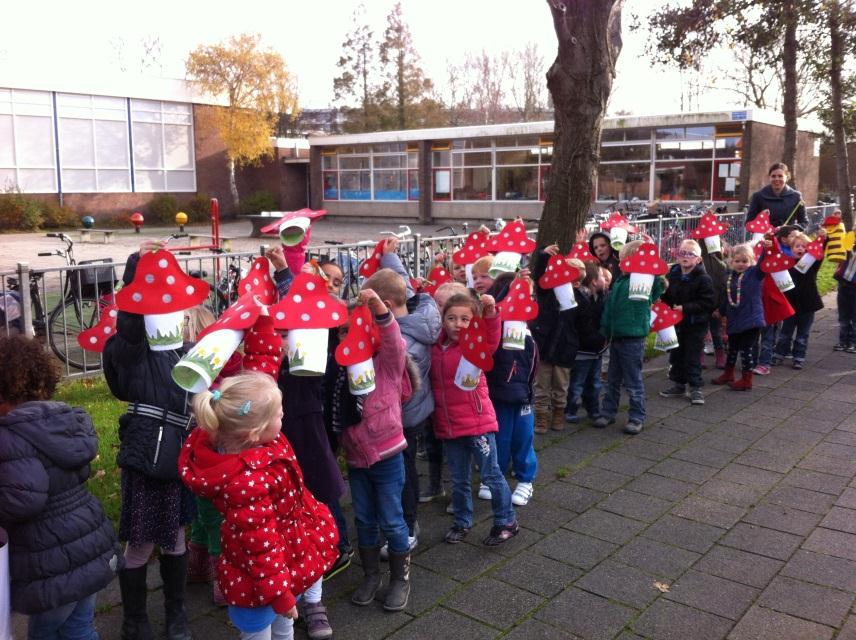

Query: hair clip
[
  {"left": 238, "top": 400, "right": 253, "bottom": 416},
  {"left": 211, "top": 390, "right": 221, "bottom": 402}
]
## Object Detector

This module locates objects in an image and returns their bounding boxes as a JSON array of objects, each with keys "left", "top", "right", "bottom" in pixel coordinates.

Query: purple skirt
[{"left": 119, "top": 468, "right": 196, "bottom": 550}]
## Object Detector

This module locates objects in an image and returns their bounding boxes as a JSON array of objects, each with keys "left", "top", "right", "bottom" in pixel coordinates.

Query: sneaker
[
  {"left": 752, "top": 364, "right": 771, "bottom": 375},
  {"left": 445, "top": 502, "right": 455, "bottom": 515},
  {"left": 303, "top": 601, "right": 333, "bottom": 640},
  {"left": 592, "top": 416, "right": 613, "bottom": 429},
  {"left": 478, "top": 484, "right": 492, "bottom": 500},
  {"left": 659, "top": 384, "right": 687, "bottom": 398},
  {"left": 380, "top": 536, "right": 418, "bottom": 561},
  {"left": 689, "top": 388, "right": 705, "bottom": 405},
  {"left": 834, "top": 343, "right": 847, "bottom": 351},
  {"left": 847, "top": 345, "right": 856, "bottom": 354},
  {"left": 623, "top": 421, "right": 644, "bottom": 435},
  {"left": 324, "top": 547, "right": 354, "bottom": 580},
  {"left": 792, "top": 360, "right": 804, "bottom": 370},
  {"left": 703, "top": 342, "right": 714, "bottom": 355},
  {"left": 511, "top": 482, "right": 534, "bottom": 506},
  {"left": 444, "top": 525, "right": 470, "bottom": 544},
  {"left": 565, "top": 412, "right": 579, "bottom": 424},
  {"left": 771, "top": 356, "right": 784, "bottom": 366},
  {"left": 483, "top": 521, "right": 520, "bottom": 546},
  {"left": 419, "top": 486, "right": 445, "bottom": 503}
]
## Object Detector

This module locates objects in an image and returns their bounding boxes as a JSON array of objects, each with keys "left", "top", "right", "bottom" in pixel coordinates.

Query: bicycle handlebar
[{"left": 38, "top": 252, "right": 53, "bottom": 256}]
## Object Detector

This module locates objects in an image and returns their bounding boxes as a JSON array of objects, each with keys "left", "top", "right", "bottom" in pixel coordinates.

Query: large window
[
  {"left": 131, "top": 99, "right": 195, "bottom": 192},
  {"left": 496, "top": 145, "right": 539, "bottom": 201},
  {"left": 0, "top": 89, "right": 57, "bottom": 192},
  {"left": 597, "top": 163, "right": 651, "bottom": 201},
  {"left": 339, "top": 153, "right": 370, "bottom": 200},
  {"left": 656, "top": 162, "right": 713, "bottom": 201}
]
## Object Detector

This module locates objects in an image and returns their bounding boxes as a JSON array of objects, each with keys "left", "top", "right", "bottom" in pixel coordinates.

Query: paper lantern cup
[
  {"left": 794, "top": 253, "right": 817, "bottom": 274},
  {"left": 752, "top": 232, "right": 766, "bottom": 244},
  {"left": 347, "top": 358, "right": 376, "bottom": 396},
  {"left": 279, "top": 216, "right": 311, "bottom": 246},
  {"left": 144, "top": 311, "right": 184, "bottom": 351},
  {"left": 704, "top": 235, "right": 722, "bottom": 253},
  {"left": 628, "top": 273, "right": 655, "bottom": 301},
  {"left": 465, "top": 263, "right": 475, "bottom": 288},
  {"left": 286, "top": 328, "right": 328, "bottom": 376},
  {"left": 172, "top": 329, "right": 244, "bottom": 392},
  {"left": 502, "top": 320, "right": 527, "bottom": 351},
  {"left": 454, "top": 356, "right": 482, "bottom": 391},
  {"left": 489, "top": 251, "right": 522, "bottom": 278},
  {"left": 770, "top": 269, "right": 796, "bottom": 292},
  {"left": 610, "top": 226, "right": 628, "bottom": 249},
  {"left": 553, "top": 282, "right": 577, "bottom": 310},
  {"left": 654, "top": 326, "right": 680, "bottom": 351}
]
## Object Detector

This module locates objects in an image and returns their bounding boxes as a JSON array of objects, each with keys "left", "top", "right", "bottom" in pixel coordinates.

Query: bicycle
[{"left": 9, "top": 233, "right": 117, "bottom": 370}]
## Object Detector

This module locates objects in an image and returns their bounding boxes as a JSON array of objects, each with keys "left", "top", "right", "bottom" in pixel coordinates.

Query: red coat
[
  {"left": 430, "top": 315, "right": 500, "bottom": 440},
  {"left": 179, "top": 430, "right": 338, "bottom": 613},
  {"left": 762, "top": 275, "right": 795, "bottom": 325}
]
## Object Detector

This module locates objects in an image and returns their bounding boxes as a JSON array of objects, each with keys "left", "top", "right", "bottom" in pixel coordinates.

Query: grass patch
[
  {"left": 54, "top": 376, "right": 123, "bottom": 525},
  {"left": 817, "top": 259, "right": 837, "bottom": 297}
]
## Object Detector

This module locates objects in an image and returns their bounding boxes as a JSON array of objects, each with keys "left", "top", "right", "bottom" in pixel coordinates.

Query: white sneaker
[
  {"left": 511, "top": 482, "right": 534, "bottom": 506},
  {"left": 445, "top": 503, "right": 455, "bottom": 515},
  {"left": 478, "top": 484, "right": 492, "bottom": 500},
  {"left": 379, "top": 536, "right": 418, "bottom": 560}
]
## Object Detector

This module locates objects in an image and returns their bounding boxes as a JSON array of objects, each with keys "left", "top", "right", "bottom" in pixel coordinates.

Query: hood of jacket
[
  {"left": 399, "top": 293, "right": 441, "bottom": 347},
  {"left": 1, "top": 401, "right": 96, "bottom": 469}
]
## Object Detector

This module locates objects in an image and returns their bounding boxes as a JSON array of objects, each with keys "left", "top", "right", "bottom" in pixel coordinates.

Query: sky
[{"left": 1, "top": 0, "right": 744, "bottom": 116}]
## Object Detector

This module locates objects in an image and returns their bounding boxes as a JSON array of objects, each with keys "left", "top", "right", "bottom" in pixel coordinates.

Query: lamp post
[{"left": 175, "top": 211, "right": 188, "bottom": 233}]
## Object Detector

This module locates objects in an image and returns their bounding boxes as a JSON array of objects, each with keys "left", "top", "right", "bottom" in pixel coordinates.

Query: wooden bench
[{"left": 79, "top": 229, "right": 115, "bottom": 244}]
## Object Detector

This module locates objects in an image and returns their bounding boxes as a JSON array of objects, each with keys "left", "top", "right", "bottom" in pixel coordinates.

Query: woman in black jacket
[
  {"left": 0, "top": 336, "right": 121, "bottom": 637},
  {"left": 103, "top": 242, "right": 196, "bottom": 640},
  {"left": 746, "top": 162, "right": 807, "bottom": 228}
]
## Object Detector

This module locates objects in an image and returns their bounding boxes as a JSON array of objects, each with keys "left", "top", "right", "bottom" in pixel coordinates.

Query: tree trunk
[
  {"left": 397, "top": 50, "right": 406, "bottom": 129},
  {"left": 828, "top": 0, "right": 853, "bottom": 228},
  {"left": 228, "top": 157, "right": 240, "bottom": 212},
  {"left": 782, "top": 0, "right": 799, "bottom": 185},
  {"left": 538, "top": 0, "right": 624, "bottom": 252}
]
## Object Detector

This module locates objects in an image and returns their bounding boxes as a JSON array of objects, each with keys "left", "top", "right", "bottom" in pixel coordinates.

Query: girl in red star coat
[{"left": 180, "top": 372, "right": 339, "bottom": 640}]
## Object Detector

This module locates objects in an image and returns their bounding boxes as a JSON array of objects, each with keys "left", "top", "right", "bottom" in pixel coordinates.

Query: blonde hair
[
  {"left": 184, "top": 305, "right": 215, "bottom": 343},
  {"left": 680, "top": 239, "right": 702, "bottom": 257},
  {"left": 434, "top": 281, "right": 470, "bottom": 310},
  {"left": 363, "top": 268, "right": 406, "bottom": 306},
  {"left": 618, "top": 240, "right": 643, "bottom": 260},
  {"left": 730, "top": 243, "right": 757, "bottom": 266},
  {"left": 567, "top": 258, "right": 586, "bottom": 282},
  {"left": 471, "top": 255, "right": 494, "bottom": 275},
  {"left": 791, "top": 232, "right": 811, "bottom": 245},
  {"left": 192, "top": 372, "right": 282, "bottom": 452}
]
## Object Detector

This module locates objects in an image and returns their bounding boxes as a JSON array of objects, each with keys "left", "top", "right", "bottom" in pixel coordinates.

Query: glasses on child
[{"left": 677, "top": 250, "right": 699, "bottom": 258}]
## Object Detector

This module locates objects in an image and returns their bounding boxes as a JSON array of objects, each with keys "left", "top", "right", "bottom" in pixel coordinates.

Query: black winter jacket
[
  {"left": 0, "top": 402, "right": 121, "bottom": 614},
  {"left": 103, "top": 252, "right": 192, "bottom": 476},
  {"left": 784, "top": 260, "right": 824, "bottom": 314},
  {"left": 661, "top": 264, "right": 717, "bottom": 329},
  {"left": 530, "top": 250, "right": 579, "bottom": 367},
  {"left": 574, "top": 286, "right": 608, "bottom": 356},
  {"left": 746, "top": 185, "right": 806, "bottom": 228}
]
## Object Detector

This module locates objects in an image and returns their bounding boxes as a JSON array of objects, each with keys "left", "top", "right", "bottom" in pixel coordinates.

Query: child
[
  {"left": 772, "top": 231, "right": 825, "bottom": 369},
  {"left": 595, "top": 240, "right": 665, "bottom": 434},
  {"left": 566, "top": 261, "right": 609, "bottom": 423},
  {"left": 0, "top": 336, "right": 122, "bottom": 638},
  {"left": 431, "top": 292, "right": 519, "bottom": 545},
  {"left": 834, "top": 251, "right": 856, "bottom": 352},
  {"left": 180, "top": 373, "right": 339, "bottom": 640},
  {"left": 700, "top": 240, "right": 729, "bottom": 369},
  {"left": 471, "top": 255, "right": 496, "bottom": 295},
  {"left": 659, "top": 239, "right": 717, "bottom": 405},
  {"left": 712, "top": 243, "right": 766, "bottom": 391},
  {"left": 335, "top": 288, "right": 414, "bottom": 612},
  {"left": 485, "top": 273, "right": 539, "bottom": 507},
  {"left": 531, "top": 247, "right": 581, "bottom": 432}
]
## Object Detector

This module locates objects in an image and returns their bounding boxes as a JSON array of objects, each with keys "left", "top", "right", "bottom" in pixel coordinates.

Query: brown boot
[
  {"left": 551, "top": 407, "right": 566, "bottom": 431},
  {"left": 712, "top": 365, "right": 735, "bottom": 385},
  {"left": 534, "top": 411, "right": 549, "bottom": 434}
]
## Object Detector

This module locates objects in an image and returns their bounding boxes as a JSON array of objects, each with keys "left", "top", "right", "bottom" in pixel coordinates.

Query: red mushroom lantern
[
  {"left": 259, "top": 208, "right": 328, "bottom": 246},
  {"left": 538, "top": 254, "right": 580, "bottom": 310},
  {"left": 691, "top": 212, "right": 730, "bottom": 253},
  {"left": 619, "top": 243, "right": 668, "bottom": 301},
  {"left": 455, "top": 316, "right": 494, "bottom": 391},
  {"left": 452, "top": 229, "right": 492, "bottom": 287},
  {"left": 335, "top": 304, "right": 381, "bottom": 395},
  {"left": 486, "top": 219, "right": 536, "bottom": 277},
  {"left": 794, "top": 238, "right": 825, "bottom": 274},
  {"left": 745, "top": 210, "right": 773, "bottom": 243},
  {"left": 130, "top": 211, "right": 144, "bottom": 233},
  {"left": 650, "top": 301, "right": 683, "bottom": 351},
  {"left": 600, "top": 212, "right": 639, "bottom": 249},
  {"left": 422, "top": 265, "right": 453, "bottom": 297},
  {"left": 359, "top": 239, "right": 386, "bottom": 279},
  {"left": 760, "top": 248, "right": 798, "bottom": 292},
  {"left": 77, "top": 305, "right": 118, "bottom": 353},
  {"left": 568, "top": 242, "right": 598, "bottom": 262},
  {"left": 498, "top": 277, "right": 538, "bottom": 350}
]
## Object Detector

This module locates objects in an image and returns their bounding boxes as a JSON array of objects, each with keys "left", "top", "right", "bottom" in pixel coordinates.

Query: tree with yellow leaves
[{"left": 186, "top": 33, "right": 298, "bottom": 211}]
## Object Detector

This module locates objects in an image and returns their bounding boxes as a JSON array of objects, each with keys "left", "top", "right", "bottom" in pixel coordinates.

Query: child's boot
[
  {"left": 551, "top": 407, "right": 566, "bottom": 431},
  {"left": 159, "top": 553, "right": 193, "bottom": 640},
  {"left": 712, "top": 365, "right": 735, "bottom": 385},
  {"left": 714, "top": 349, "right": 726, "bottom": 369},
  {"left": 119, "top": 565, "right": 154, "bottom": 640},
  {"left": 534, "top": 411, "right": 549, "bottom": 434},
  {"left": 352, "top": 546, "right": 383, "bottom": 606},
  {"left": 728, "top": 370, "right": 753, "bottom": 391},
  {"left": 383, "top": 551, "right": 411, "bottom": 611},
  {"left": 303, "top": 601, "right": 333, "bottom": 639},
  {"left": 209, "top": 556, "right": 226, "bottom": 607},
  {"left": 185, "top": 541, "right": 210, "bottom": 583}
]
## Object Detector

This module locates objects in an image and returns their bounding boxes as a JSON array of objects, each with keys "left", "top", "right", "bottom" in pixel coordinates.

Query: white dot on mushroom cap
[
  {"left": 132, "top": 292, "right": 142, "bottom": 302},
  {"left": 509, "top": 305, "right": 515, "bottom": 312},
  {"left": 640, "top": 260, "right": 646, "bottom": 266},
  {"left": 89, "top": 336, "right": 97, "bottom": 344},
  {"left": 469, "top": 342, "right": 475, "bottom": 350},
  {"left": 343, "top": 346, "right": 350, "bottom": 356},
  {"left": 525, "top": 305, "right": 532, "bottom": 312},
  {"left": 145, "top": 274, "right": 155, "bottom": 283},
  {"left": 356, "top": 317, "right": 363, "bottom": 326},
  {"left": 358, "top": 341, "right": 365, "bottom": 350},
  {"left": 306, "top": 282, "right": 315, "bottom": 291},
  {"left": 253, "top": 278, "right": 259, "bottom": 286},
  {"left": 162, "top": 294, "right": 172, "bottom": 303},
  {"left": 301, "top": 313, "right": 310, "bottom": 321},
  {"left": 332, "top": 312, "right": 340, "bottom": 320},
  {"left": 477, "top": 335, "right": 483, "bottom": 342},
  {"left": 158, "top": 258, "right": 168, "bottom": 269},
  {"left": 245, "top": 284, "right": 252, "bottom": 292},
  {"left": 109, "top": 310, "right": 117, "bottom": 318},
  {"left": 293, "top": 294, "right": 302, "bottom": 303},
  {"left": 276, "top": 312, "right": 285, "bottom": 320},
  {"left": 167, "top": 275, "right": 175, "bottom": 285},
  {"left": 240, "top": 311, "right": 251, "bottom": 320},
  {"left": 263, "top": 275, "right": 269, "bottom": 282},
  {"left": 104, "top": 326, "right": 112, "bottom": 334},
  {"left": 186, "top": 285, "right": 195, "bottom": 295},
  {"left": 480, "top": 352, "right": 486, "bottom": 359},
  {"left": 317, "top": 300, "right": 326, "bottom": 309}
]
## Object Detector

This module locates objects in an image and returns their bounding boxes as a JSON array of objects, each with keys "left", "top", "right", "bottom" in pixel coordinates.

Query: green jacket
[{"left": 601, "top": 273, "right": 665, "bottom": 339}]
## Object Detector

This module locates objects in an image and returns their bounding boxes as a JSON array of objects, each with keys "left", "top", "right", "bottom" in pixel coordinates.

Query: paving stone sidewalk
[{"left": 13, "top": 295, "right": 856, "bottom": 639}]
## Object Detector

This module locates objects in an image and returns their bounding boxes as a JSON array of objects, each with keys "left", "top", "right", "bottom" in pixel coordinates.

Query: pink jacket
[
  {"left": 430, "top": 314, "right": 500, "bottom": 440},
  {"left": 339, "top": 314, "right": 411, "bottom": 469}
]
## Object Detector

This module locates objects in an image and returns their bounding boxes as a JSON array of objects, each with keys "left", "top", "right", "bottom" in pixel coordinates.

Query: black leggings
[{"left": 726, "top": 328, "right": 760, "bottom": 372}]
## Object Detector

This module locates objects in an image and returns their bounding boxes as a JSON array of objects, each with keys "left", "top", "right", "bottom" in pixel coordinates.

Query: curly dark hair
[{"left": 0, "top": 336, "right": 61, "bottom": 404}]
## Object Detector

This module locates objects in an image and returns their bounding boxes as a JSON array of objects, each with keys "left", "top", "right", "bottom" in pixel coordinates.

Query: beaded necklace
[{"left": 726, "top": 271, "right": 745, "bottom": 307}]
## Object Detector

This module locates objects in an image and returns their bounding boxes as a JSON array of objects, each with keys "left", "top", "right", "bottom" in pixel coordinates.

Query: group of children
[{"left": 2, "top": 210, "right": 846, "bottom": 640}]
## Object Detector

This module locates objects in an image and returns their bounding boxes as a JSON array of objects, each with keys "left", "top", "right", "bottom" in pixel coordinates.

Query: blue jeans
[
  {"left": 28, "top": 593, "right": 98, "bottom": 640},
  {"left": 758, "top": 322, "right": 781, "bottom": 366},
  {"left": 775, "top": 311, "right": 815, "bottom": 362},
  {"left": 600, "top": 338, "right": 646, "bottom": 425},
  {"left": 566, "top": 357, "right": 602, "bottom": 419},
  {"left": 494, "top": 401, "right": 538, "bottom": 483},
  {"left": 325, "top": 498, "right": 351, "bottom": 552},
  {"left": 348, "top": 453, "right": 409, "bottom": 553},
  {"left": 445, "top": 433, "right": 516, "bottom": 529}
]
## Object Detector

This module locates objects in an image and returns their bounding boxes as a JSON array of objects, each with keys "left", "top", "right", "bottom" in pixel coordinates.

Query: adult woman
[
  {"left": 588, "top": 232, "right": 621, "bottom": 282},
  {"left": 746, "top": 163, "right": 807, "bottom": 228}
]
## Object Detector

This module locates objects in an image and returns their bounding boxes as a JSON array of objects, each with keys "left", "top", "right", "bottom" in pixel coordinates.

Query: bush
[
  {"left": 0, "top": 192, "right": 43, "bottom": 230},
  {"left": 41, "top": 201, "right": 79, "bottom": 229},
  {"left": 185, "top": 193, "right": 211, "bottom": 223},
  {"left": 148, "top": 194, "right": 179, "bottom": 224},
  {"left": 240, "top": 190, "right": 277, "bottom": 215}
]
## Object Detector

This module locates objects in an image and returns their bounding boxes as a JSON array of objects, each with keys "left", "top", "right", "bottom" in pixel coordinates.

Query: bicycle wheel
[{"left": 48, "top": 297, "right": 101, "bottom": 370}]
